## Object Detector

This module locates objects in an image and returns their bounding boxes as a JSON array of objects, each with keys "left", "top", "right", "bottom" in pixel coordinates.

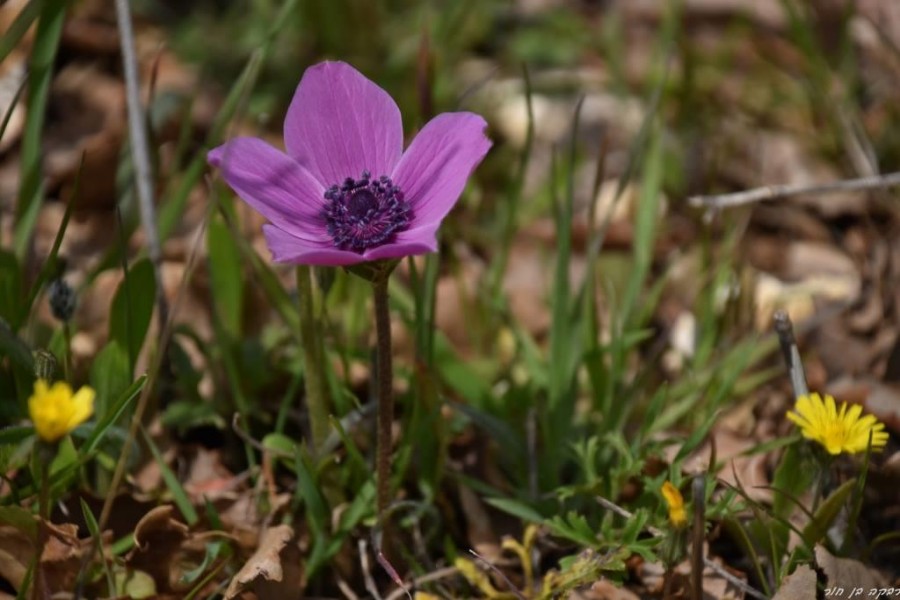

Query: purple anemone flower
[{"left": 208, "top": 61, "right": 492, "bottom": 266}]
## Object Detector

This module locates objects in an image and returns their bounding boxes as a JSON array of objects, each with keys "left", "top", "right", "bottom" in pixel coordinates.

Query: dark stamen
[{"left": 322, "top": 171, "right": 412, "bottom": 253}]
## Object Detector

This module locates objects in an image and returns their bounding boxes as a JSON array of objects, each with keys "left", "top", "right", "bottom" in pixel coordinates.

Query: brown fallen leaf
[
  {"left": 41, "top": 522, "right": 86, "bottom": 593},
  {"left": 0, "top": 519, "right": 88, "bottom": 597},
  {"left": 815, "top": 545, "right": 888, "bottom": 598},
  {"left": 0, "top": 524, "right": 33, "bottom": 592},
  {"left": 771, "top": 564, "right": 816, "bottom": 600},
  {"left": 183, "top": 446, "right": 237, "bottom": 500},
  {"left": 224, "top": 524, "right": 304, "bottom": 600},
  {"left": 43, "top": 63, "right": 125, "bottom": 210},
  {"left": 126, "top": 505, "right": 190, "bottom": 593}
]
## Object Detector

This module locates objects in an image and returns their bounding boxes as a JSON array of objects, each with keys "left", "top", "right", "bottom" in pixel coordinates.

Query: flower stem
[
  {"left": 35, "top": 446, "right": 51, "bottom": 597},
  {"left": 296, "top": 265, "right": 330, "bottom": 454},
  {"left": 372, "top": 274, "right": 393, "bottom": 516},
  {"left": 62, "top": 322, "right": 72, "bottom": 381}
]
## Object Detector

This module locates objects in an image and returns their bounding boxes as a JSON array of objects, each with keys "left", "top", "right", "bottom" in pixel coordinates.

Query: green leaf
[
  {"left": 261, "top": 433, "right": 296, "bottom": 461},
  {"left": 115, "top": 569, "right": 156, "bottom": 599},
  {"left": 81, "top": 498, "right": 116, "bottom": 594},
  {"left": 14, "top": 0, "right": 67, "bottom": 259},
  {"left": 771, "top": 444, "right": 816, "bottom": 519},
  {"left": 109, "top": 258, "right": 156, "bottom": 371},
  {"left": 0, "top": 251, "right": 23, "bottom": 328},
  {"left": 206, "top": 218, "right": 243, "bottom": 336},
  {"left": 141, "top": 426, "right": 199, "bottom": 526},
  {"left": 0, "top": 425, "right": 34, "bottom": 446},
  {"left": 161, "top": 401, "right": 225, "bottom": 434},
  {"left": 801, "top": 478, "right": 856, "bottom": 548},
  {"left": 293, "top": 446, "right": 328, "bottom": 538},
  {"left": 81, "top": 375, "right": 145, "bottom": 458},
  {"left": 337, "top": 479, "right": 375, "bottom": 533},
  {"left": 484, "top": 497, "right": 545, "bottom": 524},
  {"left": 180, "top": 539, "right": 226, "bottom": 585},
  {"left": 547, "top": 512, "right": 598, "bottom": 547},
  {"left": 50, "top": 435, "right": 78, "bottom": 476},
  {"left": 0, "top": 0, "right": 40, "bottom": 64},
  {"left": 89, "top": 341, "right": 131, "bottom": 419},
  {"left": 0, "top": 505, "right": 37, "bottom": 539}
]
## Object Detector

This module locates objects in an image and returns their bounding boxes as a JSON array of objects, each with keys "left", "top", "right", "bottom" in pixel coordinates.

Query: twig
[
  {"left": 688, "top": 171, "right": 900, "bottom": 209},
  {"left": 335, "top": 576, "right": 361, "bottom": 600},
  {"left": 595, "top": 495, "right": 768, "bottom": 600},
  {"left": 468, "top": 549, "right": 527, "bottom": 600},
  {"left": 113, "top": 0, "right": 169, "bottom": 329},
  {"left": 384, "top": 567, "right": 460, "bottom": 600},
  {"left": 358, "top": 539, "right": 383, "bottom": 600},
  {"left": 773, "top": 311, "right": 809, "bottom": 398}
]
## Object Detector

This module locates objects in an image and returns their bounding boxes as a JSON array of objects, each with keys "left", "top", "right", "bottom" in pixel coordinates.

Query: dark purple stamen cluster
[{"left": 322, "top": 171, "right": 412, "bottom": 252}]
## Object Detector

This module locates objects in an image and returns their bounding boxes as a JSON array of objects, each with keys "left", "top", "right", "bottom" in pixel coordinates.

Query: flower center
[
  {"left": 322, "top": 171, "right": 412, "bottom": 253},
  {"left": 822, "top": 422, "right": 848, "bottom": 454}
]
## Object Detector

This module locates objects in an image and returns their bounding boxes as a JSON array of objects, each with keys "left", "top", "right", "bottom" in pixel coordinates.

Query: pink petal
[
  {"left": 362, "top": 224, "right": 439, "bottom": 261},
  {"left": 209, "top": 138, "right": 329, "bottom": 242},
  {"left": 392, "top": 112, "right": 491, "bottom": 227},
  {"left": 284, "top": 61, "right": 403, "bottom": 187},
  {"left": 262, "top": 224, "right": 365, "bottom": 266}
]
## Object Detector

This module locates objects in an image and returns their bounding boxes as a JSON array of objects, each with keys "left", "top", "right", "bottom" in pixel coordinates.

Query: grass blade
[{"left": 14, "top": 0, "right": 67, "bottom": 259}]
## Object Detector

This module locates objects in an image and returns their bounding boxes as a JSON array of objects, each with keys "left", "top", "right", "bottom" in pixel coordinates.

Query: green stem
[
  {"left": 373, "top": 274, "right": 393, "bottom": 516},
  {"left": 296, "top": 265, "right": 330, "bottom": 454},
  {"left": 62, "top": 322, "right": 72, "bottom": 381},
  {"left": 35, "top": 447, "right": 51, "bottom": 598}
]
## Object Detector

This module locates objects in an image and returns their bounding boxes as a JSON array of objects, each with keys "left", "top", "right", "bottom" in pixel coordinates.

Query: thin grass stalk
[
  {"left": 113, "top": 0, "right": 169, "bottom": 332},
  {"left": 296, "top": 265, "right": 330, "bottom": 453}
]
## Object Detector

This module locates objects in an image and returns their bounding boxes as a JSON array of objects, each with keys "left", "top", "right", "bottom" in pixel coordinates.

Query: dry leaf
[
  {"left": 815, "top": 545, "right": 888, "bottom": 598},
  {"left": 126, "top": 505, "right": 190, "bottom": 592},
  {"left": 0, "top": 520, "right": 87, "bottom": 596},
  {"left": 0, "top": 525, "right": 32, "bottom": 592},
  {"left": 772, "top": 564, "right": 816, "bottom": 600},
  {"left": 224, "top": 524, "right": 304, "bottom": 600}
]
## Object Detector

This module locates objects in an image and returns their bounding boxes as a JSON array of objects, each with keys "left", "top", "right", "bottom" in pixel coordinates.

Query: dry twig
[
  {"left": 688, "top": 171, "right": 900, "bottom": 209},
  {"left": 114, "top": 0, "right": 169, "bottom": 327}
]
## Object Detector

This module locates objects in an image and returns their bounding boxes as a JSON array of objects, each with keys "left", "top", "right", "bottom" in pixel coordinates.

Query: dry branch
[{"left": 689, "top": 171, "right": 900, "bottom": 209}]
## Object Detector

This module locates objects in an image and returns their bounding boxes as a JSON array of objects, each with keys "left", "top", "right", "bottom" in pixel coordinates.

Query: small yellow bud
[{"left": 661, "top": 481, "right": 687, "bottom": 528}]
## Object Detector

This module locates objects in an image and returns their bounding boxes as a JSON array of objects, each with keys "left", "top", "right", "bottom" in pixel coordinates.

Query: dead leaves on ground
[{"left": 0, "top": 497, "right": 305, "bottom": 599}]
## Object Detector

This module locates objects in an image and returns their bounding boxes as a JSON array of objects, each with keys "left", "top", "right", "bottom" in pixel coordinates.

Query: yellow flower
[
  {"left": 787, "top": 393, "right": 889, "bottom": 455},
  {"left": 28, "top": 379, "right": 95, "bottom": 443},
  {"left": 661, "top": 481, "right": 687, "bottom": 528}
]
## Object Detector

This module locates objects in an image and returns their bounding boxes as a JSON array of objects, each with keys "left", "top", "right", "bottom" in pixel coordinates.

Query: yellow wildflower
[
  {"left": 28, "top": 379, "right": 95, "bottom": 443},
  {"left": 661, "top": 481, "right": 687, "bottom": 528},
  {"left": 787, "top": 393, "right": 889, "bottom": 456}
]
